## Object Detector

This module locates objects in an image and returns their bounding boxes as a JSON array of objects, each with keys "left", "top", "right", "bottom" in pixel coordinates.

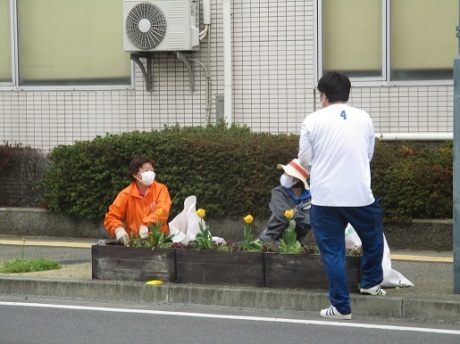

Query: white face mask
[
  {"left": 138, "top": 170, "right": 155, "bottom": 186},
  {"left": 280, "top": 174, "right": 296, "bottom": 189}
]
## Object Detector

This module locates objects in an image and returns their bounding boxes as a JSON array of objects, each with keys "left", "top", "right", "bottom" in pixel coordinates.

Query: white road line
[{"left": 0, "top": 301, "right": 459, "bottom": 335}]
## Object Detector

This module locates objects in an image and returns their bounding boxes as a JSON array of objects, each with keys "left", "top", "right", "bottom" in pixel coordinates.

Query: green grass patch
[{"left": 0, "top": 258, "right": 61, "bottom": 273}]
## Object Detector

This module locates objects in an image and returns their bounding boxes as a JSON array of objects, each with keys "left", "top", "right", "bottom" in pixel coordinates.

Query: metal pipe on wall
[
  {"left": 453, "top": 0, "right": 460, "bottom": 294},
  {"left": 223, "top": 0, "right": 232, "bottom": 126},
  {"left": 376, "top": 133, "right": 453, "bottom": 141}
]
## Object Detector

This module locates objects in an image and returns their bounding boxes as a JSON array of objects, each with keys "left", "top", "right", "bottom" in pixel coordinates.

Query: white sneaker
[
  {"left": 320, "top": 306, "right": 352, "bottom": 320},
  {"left": 360, "top": 285, "right": 387, "bottom": 296}
]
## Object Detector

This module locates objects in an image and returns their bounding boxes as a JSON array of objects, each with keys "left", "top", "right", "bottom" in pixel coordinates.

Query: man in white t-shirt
[{"left": 298, "top": 71, "right": 385, "bottom": 320}]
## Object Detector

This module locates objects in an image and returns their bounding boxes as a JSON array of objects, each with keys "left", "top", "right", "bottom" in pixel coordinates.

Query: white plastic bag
[
  {"left": 168, "top": 195, "right": 226, "bottom": 245},
  {"left": 168, "top": 195, "right": 196, "bottom": 244},
  {"left": 345, "top": 224, "right": 361, "bottom": 249},
  {"left": 344, "top": 224, "right": 414, "bottom": 288}
]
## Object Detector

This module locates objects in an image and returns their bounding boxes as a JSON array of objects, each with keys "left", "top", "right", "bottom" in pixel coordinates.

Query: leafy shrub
[
  {"left": 37, "top": 125, "right": 453, "bottom": 223},
  {"left": 39, "top": 124, "right": 298, "bottom": 220},
  {"left": 0, "top": 142, "right": 50, "bottom": 207},
  {"left": 371, "top": 140, "right": 452, "bottom": 222}
]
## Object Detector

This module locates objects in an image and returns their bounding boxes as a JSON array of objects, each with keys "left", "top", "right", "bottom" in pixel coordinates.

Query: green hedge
[
  {"left": 0, "top": 142, "right": 49, "bottom": 207},
  {"left": 37, "top": 125, "right": 453, "bottom": 223},
  {"left": 39, "top": 124, "right": 298, "bottom": 220},
  {"left": 372, "top": 140, "right": 453, "bottom": 221}
]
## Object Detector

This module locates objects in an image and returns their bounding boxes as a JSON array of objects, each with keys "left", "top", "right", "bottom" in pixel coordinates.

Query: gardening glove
[
  {"left": 115, "top": 227, "right": 129, "bottom": 245},
  {"left": 139, "top": 225, "right": 149, "bottom": 239}
]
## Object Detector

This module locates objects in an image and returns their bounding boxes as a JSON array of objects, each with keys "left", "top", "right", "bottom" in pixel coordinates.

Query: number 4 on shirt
[{"left": 340, "top": 110, "right": 347, "bottom": 120}]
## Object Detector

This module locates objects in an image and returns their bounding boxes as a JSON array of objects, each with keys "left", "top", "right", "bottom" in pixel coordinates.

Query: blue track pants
[{"left": 310, "top": 200, "right": 384, "bottom": 315}]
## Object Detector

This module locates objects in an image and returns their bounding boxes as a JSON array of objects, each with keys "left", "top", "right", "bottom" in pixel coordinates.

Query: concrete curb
[{"left": 1, "top": 277, "right": 459, "bottom": 323}]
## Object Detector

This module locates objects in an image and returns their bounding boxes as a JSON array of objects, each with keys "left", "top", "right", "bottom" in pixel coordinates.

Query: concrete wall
[
  {"left": 0, "top": 208, "right": 452, "bottom": 251},
  {"left": 0, "top": 208, "right": 107, "bottom": 239}
]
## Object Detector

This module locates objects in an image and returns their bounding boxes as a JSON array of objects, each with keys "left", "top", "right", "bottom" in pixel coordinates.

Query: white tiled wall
[
  {"left": 0, "top": 0, "right": 453, "bottom": 152},
  {"left": 349, "top": 86, "right": 453, "bottom": 134}
]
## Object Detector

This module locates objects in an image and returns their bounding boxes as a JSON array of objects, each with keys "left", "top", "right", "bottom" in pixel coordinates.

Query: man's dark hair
[
  {"left": 317, "top": 71, "right": 351, "bottom": 103},
  {"left": 127, "top": 156, "right": 155, "bottom": 180}
]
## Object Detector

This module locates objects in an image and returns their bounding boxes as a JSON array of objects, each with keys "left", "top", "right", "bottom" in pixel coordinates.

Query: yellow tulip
[
  {"left": 196, "top": 208, "right": 206, "bottom": 218},
  {"left": 243, "top": 214, "right": 254, "bottom": 224},
  {"left": 284, "top": 209, "right": 294, "bottom": 220}
]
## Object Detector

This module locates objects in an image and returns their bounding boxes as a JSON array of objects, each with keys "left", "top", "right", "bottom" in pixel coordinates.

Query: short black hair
[
  {"left": 127, "top": 156, "right": 155, "bottom": 181},
  {"left": 317, "top": 71, "right": 351, "bottom": 103}
]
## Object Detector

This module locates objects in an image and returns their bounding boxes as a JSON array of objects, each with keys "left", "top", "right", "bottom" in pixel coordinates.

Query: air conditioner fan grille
[{"left": 126, "top": 3, "right": 167, "bottom": 50}]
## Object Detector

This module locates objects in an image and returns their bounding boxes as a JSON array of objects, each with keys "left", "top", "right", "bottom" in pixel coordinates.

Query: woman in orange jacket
[{"left": 104, "top": 156, "right": 172, "bottom": 244}]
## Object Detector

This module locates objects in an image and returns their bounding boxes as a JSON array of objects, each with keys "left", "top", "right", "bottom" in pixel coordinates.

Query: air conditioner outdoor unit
[{"left": 123, "top": 0, "right": 199, "bottom": 52}]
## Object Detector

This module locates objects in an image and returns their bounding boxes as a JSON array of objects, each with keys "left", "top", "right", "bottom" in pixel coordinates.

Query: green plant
[
  {"left": 278, "top": 209, "right": 303, "bottom": 254},
  {"left": 239, "top": 214, "right": 263, "bottom": 251},
  {"left": 127, "top": 221, "right": 175, "bottom": 248},
  {"left": 215, "top": 242, "right": 238, "bottom": 252},
  {"left": 148, "top": 222, "right": 175, "bottom": 248},
  {"left": 0, "top": 258, "right": 61, "bottom": 273},
  {"left": 190, "top": 209, "right": 214, "bottom": 250}
]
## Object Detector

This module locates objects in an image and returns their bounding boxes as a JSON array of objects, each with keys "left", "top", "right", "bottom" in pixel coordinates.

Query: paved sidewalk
[
  {"left": 0, "top": 235, "right": 97, "bottom": 248},
  {"left": 0, "top": 235, "right": 453, "bottom": 261},
  {"left": 0, "top": 235, "right": 459, "bottom": 323}
]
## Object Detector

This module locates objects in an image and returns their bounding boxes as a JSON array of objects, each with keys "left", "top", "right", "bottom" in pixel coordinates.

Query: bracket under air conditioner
[
  {"left": 130, "top": 53, "right": 154, "bottom": 92},
  {"left": 130, "top": 52, "right": 195, "bottom": 92},
  {"left": 176, "top": 52, "right": 195, "bottom": 92}
]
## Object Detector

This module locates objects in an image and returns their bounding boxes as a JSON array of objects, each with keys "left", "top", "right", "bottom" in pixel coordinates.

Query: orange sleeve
[
  {"left": 142, "top": 183, "right": 172, "bottom": 234},
  {"left": 104, "top": 191, "right": 129, "bottom": 237}
]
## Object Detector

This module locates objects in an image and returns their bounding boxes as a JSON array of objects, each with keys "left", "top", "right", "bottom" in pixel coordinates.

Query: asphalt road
[{"left": 0, "top": 297, "right": 459, "bottom": 344}]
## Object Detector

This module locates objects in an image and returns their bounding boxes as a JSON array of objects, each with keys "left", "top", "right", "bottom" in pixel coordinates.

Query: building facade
[{"left": 0, "top": 0, "right": 456, "bottom": 152}]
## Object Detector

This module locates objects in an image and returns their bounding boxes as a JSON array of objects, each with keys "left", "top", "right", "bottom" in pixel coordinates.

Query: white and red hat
[{"left": 277, "top": 159, "right": 310, "bottom": 189}]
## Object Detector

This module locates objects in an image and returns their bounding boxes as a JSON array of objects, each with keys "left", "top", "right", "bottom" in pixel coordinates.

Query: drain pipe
[
  {"left": 376, "top": 133, "right": 452, "bottom": 141},
  {"left": 223, "top": 0, "right": 232, "bottom": 126}
]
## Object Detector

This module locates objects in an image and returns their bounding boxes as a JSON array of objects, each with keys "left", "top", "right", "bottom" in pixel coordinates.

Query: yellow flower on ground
[
  {"left": 196, "top": 208, "right": 206, "bottom": 218},
  {"left": 284, "top": 209, "right": 294, "bottom": 220},
  {"left": 243, "top": 214, "right": 254, "bottom": 224}
]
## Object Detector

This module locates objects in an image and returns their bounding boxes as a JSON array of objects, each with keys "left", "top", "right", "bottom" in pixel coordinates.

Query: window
[
  {"left": 1, "top": 0, "right": 131, "bottom": 88},
  {"left": 318, "top": 0, "right": 458, "bottom": 83},
  {"left": 390, "top": 0, "right": 456, "bottom": 80},
  {"left": 0, "top": 0, "right": 12, "bottom": 83}
]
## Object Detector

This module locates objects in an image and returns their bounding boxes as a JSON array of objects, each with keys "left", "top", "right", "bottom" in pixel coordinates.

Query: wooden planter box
[
  {"left": 175, "top": 249, "right": 264, "bottom": 287},
  {"left": 91, "top": 244, "right": 176, "bottom": 282},
  {"left": 264, "top": 253, "right": 361, "bottom": 291},
  {"left": 91, "top": 245, "right": 361, "bottom": 290}
]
